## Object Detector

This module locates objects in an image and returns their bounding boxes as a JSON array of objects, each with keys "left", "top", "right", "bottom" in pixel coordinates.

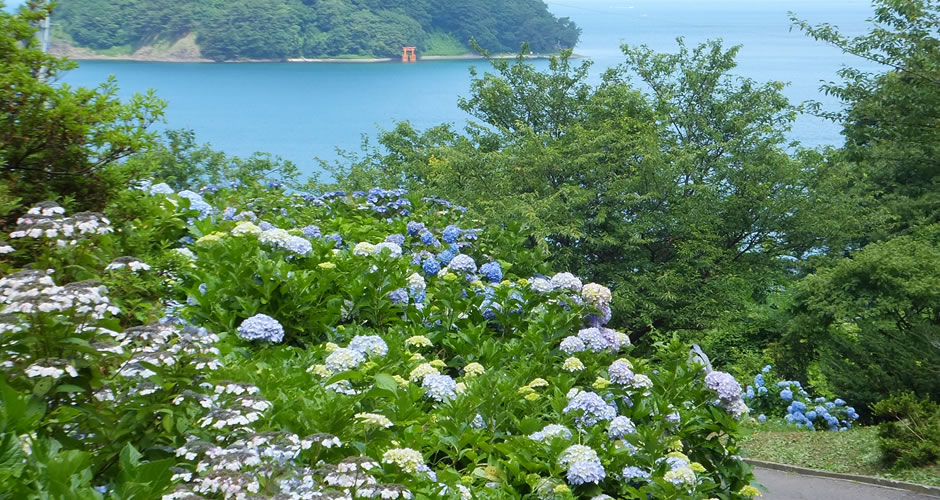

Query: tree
[
  {"left": 325, "top": 42, "right": 858, "bottom": 345},
  {"left": 793, "top": 0, "right": 940, "bottom": 238},
  {"left": 0, "top": 1, "right": 165, "bottom": 212}
]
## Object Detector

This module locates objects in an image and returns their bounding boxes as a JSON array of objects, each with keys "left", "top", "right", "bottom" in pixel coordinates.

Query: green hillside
[{"left": 52, "top": 0, "right": 581, "bottom": 61}]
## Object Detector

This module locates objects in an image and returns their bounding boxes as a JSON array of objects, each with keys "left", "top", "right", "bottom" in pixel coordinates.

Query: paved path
[{"left": 753, "top": 466, "right": 940, "bottom": 500}]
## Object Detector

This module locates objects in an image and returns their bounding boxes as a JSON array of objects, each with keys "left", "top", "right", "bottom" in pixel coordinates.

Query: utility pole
[{"left": 39, "top": 14, "right": 51, "bottom": 54}]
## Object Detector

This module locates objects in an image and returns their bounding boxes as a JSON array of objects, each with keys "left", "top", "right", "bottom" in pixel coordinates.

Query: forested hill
[{"left": 52, "top": 0, "right": 581, "bottom": 61}]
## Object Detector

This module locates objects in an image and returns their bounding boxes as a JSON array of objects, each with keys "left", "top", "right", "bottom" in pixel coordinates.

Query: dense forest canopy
[{"left": 52, "top": 0, "right": 581, "bottom": 60}]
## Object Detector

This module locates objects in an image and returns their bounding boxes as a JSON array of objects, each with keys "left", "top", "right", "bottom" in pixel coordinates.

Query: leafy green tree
[
  {"left": 324, "top": 42, "right": 859, "bottom": 346},
  {"left": 0, "top": 1, "right": 165, "bottom": 212},
  {"left": 774, "top": 0, "right": 940, "bottom": 412},
  {"left": 793, "top": 0, "right": 940, "bottom": 238}
]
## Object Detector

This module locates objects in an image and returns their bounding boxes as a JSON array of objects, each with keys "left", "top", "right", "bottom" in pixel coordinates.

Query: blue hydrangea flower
[
  {"left": 348, "top": 335, "right": 388, "bottom": 357},
  {"left": 198, "top": 283, "right": 208, "bottom": 295},
  {"left": 222, "top": 207, "right": 236, "bottom": 220},
  {"left": 780, "top": 389, "right": 793, "bottom": 401},
  {"left": 834, "top": 399, "right": 845, "bottom": 406},
  {"left": 420, "top": 231, "right": 438, "bottom": 246},
  {"left": 422, "top": 257, "right": 441, "bottom": 276},
  {"left": 806, "top": 410, "right": 818, "bottom": 420},
  {"left": 567, "top": 461, "right": 605, "bottom": 485},
  {"left": 608, "top": 416, "right": 636, "bottom": 439},
  {"left": 758, "top": 386, "right": 768, "bottom": 395},
  {"left": 789, "top": 401, "right": 806, "bottom": 414},
  {"left": 564, "top": 391, "right": 617, "bottom": 427},
  {"left": 757, "top": 414, "right": 767, "bottom": 423},
  {"left": 754, "top": 374, "right": 765, "bottom": 387},
  {"left": 665, "top": 411, "right": 681, "bottom": 424},
  {"left": 259, "top": 221, "right": 274, "bottom": 231},
  {"left": 442, "top": 225, "right": 462, "bottom": 244},
  {"left": 762, "top": 364, "right": 772, "bottom": 373},
  {"left": 622, "top": 466, "right": 651, "bottom": 481},
  {"left": 301, "top": 225, "right": 321, "bottom": 238},
  {"left": 237, "top": 314, "right": 284, "bottom": 343},
  {"left": 436, "top": 248, "right": 457, "bottom": 266},
  {"left": 324, "top": 233, "right": 343, "bottom": 248},
  {"left": 479, "top": 262, "right": 502, "bottom": 283},
  {"left": 407, "top": 221, "right": 426, "bottom": 236},
  {"left": 422, "top": 374, "right": 457, "bottom": 402},
  {"left": 177, "top": 190, "right": 214, "bottom": 219},
  {"left": 150, "top": 182, "right": 174, "bottom": 195},
  {"left": 284, "top": 236, "right": 312, "bottom": 256}
]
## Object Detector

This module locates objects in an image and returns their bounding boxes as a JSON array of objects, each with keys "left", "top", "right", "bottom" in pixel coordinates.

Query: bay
[{"left": 60, "top": 0, "right": 880, "bottom": 179}]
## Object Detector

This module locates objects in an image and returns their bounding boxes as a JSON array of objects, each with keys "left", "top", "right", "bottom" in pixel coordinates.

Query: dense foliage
[
  {"left": 872, "top": 392, "right": 940, "bottom": 469},
  {"left": 52, "top": 0, "right": 580, "bottom": 60},
  {"left": 0, "top": 1, "right": 165, "bottom": 212},
  {"left": 324, "top": 41, "right": 858, "bottom": 347}
]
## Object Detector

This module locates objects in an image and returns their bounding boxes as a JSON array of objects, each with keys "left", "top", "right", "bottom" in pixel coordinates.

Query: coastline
[{"left": 51, "top": 44, "right": 576, "bottom": 64}]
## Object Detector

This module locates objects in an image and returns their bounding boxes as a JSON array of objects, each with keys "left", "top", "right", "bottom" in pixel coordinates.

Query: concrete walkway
[{"left": 753, "top": 466, "right": 940, "bottom": 500}]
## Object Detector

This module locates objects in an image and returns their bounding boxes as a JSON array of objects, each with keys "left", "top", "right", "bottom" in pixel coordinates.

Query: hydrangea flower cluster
[
  {"left": 236, "top": 314, "right": 285, "bottom": 343},
  {"left": 744, "top": 364, "right": 858, "bottom": 430}
]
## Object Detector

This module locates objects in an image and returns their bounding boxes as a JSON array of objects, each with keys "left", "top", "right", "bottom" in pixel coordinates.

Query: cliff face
[{"left": 51, "top": 0, "right": 580, "bottom": 62}]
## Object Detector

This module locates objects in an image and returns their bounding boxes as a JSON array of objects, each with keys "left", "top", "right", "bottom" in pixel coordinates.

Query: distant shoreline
[{"left": 51, "top": 44, "right": 577, "bottom": 64}]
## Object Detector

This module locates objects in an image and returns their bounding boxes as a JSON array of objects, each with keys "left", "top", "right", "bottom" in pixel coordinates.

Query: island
[{"left": 49, "top": 0, "right": 581, "bottom": 62}]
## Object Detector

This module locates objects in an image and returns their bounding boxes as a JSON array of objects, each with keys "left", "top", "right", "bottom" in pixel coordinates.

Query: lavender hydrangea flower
[
  {"left": 324, "top": 233, "right": 343, "bottom": 248},
  {"left": 479, "top": 262, "right": 502, "bottom": 283},
  {"left": 529, "top": 424, "right": 573, "bottom": 442},
  {"left": 301, "top": 225, "right": 321, "bottom": 238},
  {"left": 608, "top": 359, "right": 635, "bottom": 385},
  {"left": 551, "top": 272, "right": 583, "bottom": 293},
  {"left": 385, "top": 234, "right": 406, "bottom": 246},
  {"left": 559, "top": 336, "right": 586, "bottom": 354},
  {"left": 577, "top": 327, "right": 612, "bottom": 352},
  {"left": 177, "top": 190, "right": 214, "bottom": 219},
  {"left": 705, "top": 371, "right": 748, "bottom": 418},
  {"left": 388, "top": 288, "right": 409, "bottom": 305},
  {"left": 237, "top": 314, "right": 284, "bottom": 343},
  {"left": 448, "top": 254, "right": 477, "bottom": 274}
]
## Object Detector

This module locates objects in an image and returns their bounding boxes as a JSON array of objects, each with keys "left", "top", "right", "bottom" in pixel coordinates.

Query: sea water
[{"left": 60, "top": 0, "right": 879, "bottom": 179}]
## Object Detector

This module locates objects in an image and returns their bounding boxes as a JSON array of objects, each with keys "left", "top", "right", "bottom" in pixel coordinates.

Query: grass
[{"left": 739, "top": 421, "right": 940, "bottom": 487}]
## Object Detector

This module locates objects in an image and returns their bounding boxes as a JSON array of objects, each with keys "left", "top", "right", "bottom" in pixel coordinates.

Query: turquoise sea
[{"left": 60, "top": 0, "right": 880, "bottom": 179}]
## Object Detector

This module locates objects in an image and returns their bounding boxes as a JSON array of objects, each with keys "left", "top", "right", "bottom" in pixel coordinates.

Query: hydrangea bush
[
  {"left": 0, "top": 183, "right": 759, "bottom": 499},
  {"left": 743, "top": 365, "right": 859, "bottom": 431}
]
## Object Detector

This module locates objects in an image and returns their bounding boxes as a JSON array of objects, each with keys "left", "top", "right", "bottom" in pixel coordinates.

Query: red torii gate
[{"left": 401, "top": 46, "right": 416, "bottom": 62}]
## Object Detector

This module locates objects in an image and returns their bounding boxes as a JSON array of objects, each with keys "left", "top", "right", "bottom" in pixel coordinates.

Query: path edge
[{"left": 745, "top": 459, "right": 940, "bottom": 498}]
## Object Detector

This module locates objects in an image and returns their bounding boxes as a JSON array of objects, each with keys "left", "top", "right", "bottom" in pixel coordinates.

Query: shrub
[
  {"left": 0, "top": 184, "right": 761, "bottom": 498},
  {"left": 872, "top": 393, "right": 940, "bottom": 469}
]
